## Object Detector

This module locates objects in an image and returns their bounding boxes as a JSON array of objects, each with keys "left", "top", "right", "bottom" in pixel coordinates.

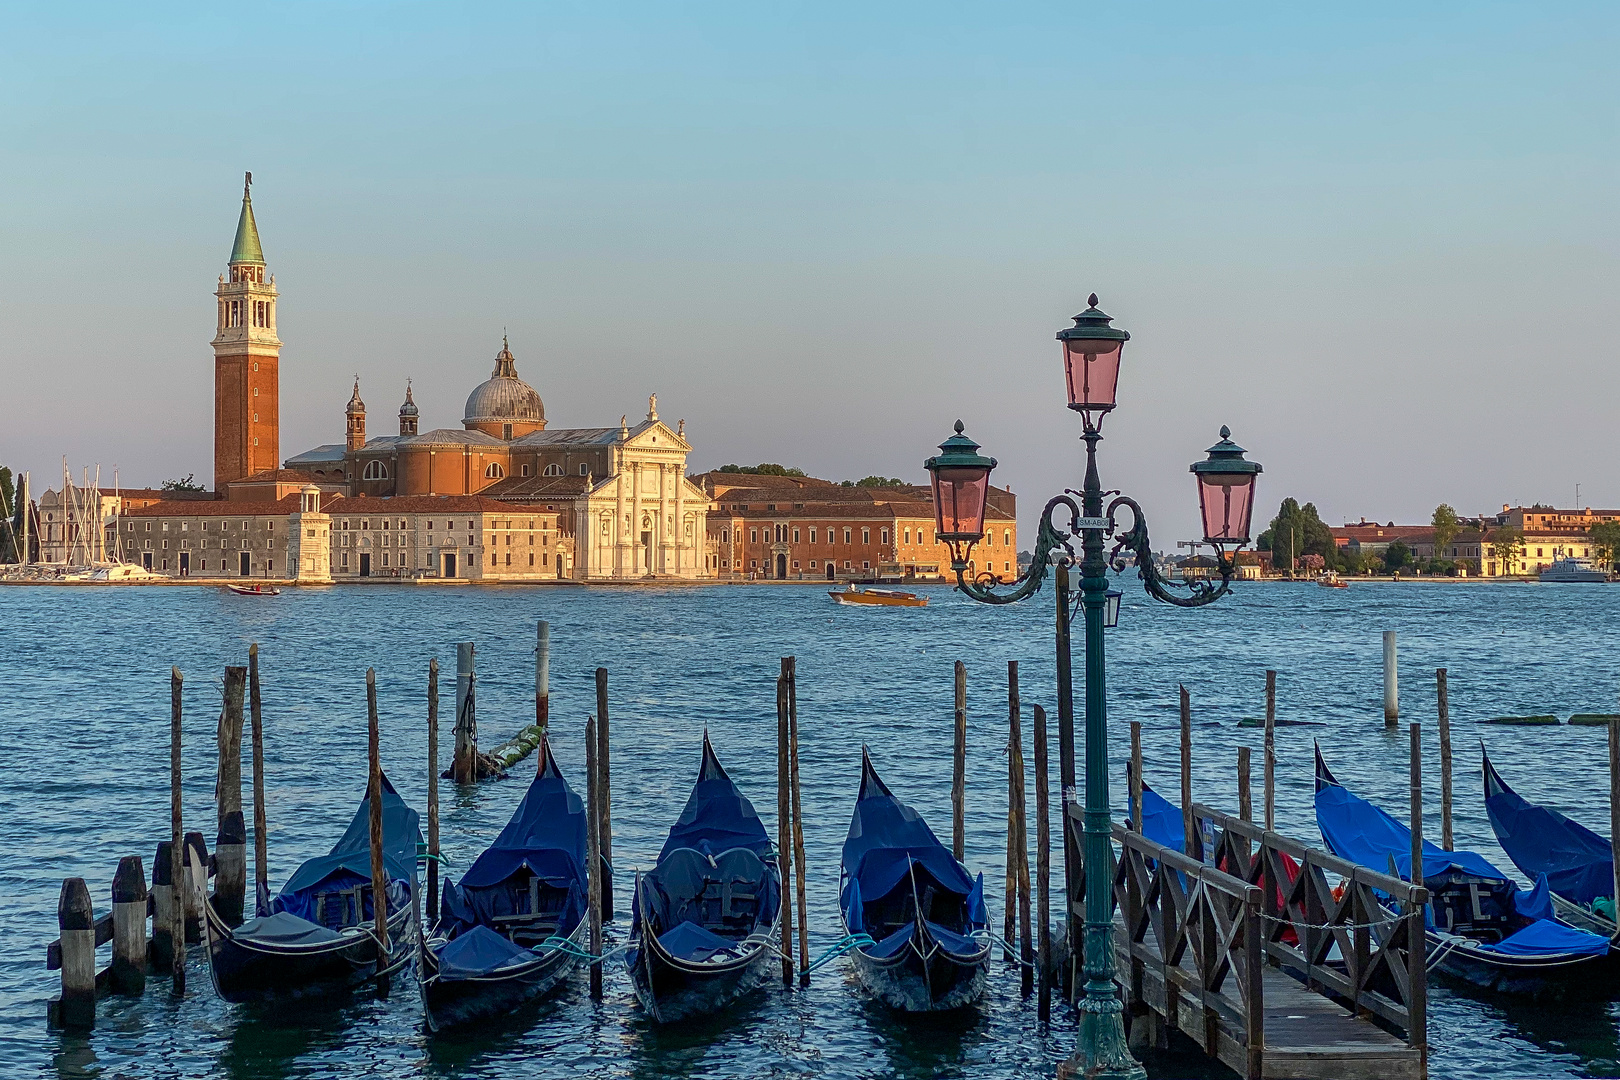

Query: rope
[
  {"left": 801, "top": 933, "right": 875, "bottom": 972},
  {"left": 973, "top": 930, "right": 1034, "bottom": 968},
  {"left": 1256, "top": 912, "right": 1404, "bottom": 932}
]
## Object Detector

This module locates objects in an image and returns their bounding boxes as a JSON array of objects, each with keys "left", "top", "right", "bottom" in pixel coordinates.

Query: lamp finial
[
  {"left": 1088, "top": 292, "right": 1099, "bottom": 307},
  {"left": 954, "top": 419, "right": 964, "bottom": 434}
]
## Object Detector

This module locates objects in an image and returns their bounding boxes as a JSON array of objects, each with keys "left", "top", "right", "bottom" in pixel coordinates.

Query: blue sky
[{"left": 1, "top": 3, "right": 1614, "bottom": 540}]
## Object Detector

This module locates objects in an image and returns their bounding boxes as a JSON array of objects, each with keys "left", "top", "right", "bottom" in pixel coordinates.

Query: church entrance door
[
  {"left": 239, "top": 552, "right": 250, "bottom": 576},
  {"left": 776, "top": 554, "right": 787, "bottom": 579},
  {"left": 359, "top": 553, "right": 371, "bottom": 577},
  {"left": 826, "top": 562, "right": 835, "bottom": 580},
  {"left": 641, "top": 531, "right": 653, "bottom": 574}
]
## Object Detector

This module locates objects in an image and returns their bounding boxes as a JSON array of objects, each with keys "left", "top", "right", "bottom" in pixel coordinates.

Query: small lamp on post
[
  {"left": 1103, "top": 588, "right": 1122, "bottom": 629},
  {"left": 924, "top": 421, "right": 997, "bottom": 574},
  {"left": 1190, "top": 426, "right": 1263, "bottom": 563}
]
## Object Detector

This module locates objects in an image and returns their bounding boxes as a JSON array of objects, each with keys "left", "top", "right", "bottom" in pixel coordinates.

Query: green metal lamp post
[{"left": 924, "top": 295, "right": 1262, "bottom": 1080}]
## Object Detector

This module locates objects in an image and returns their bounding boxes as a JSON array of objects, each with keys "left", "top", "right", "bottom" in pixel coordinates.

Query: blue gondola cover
[
  {"left": 1481, "top": 918, "right": 1611, "bottom": 958},
  {"left": 1484, "top": 750, "right": 1616, "bottom": 907},
  {"left": 436, "top": 924, "right": 541, "bottom": 978},
  {"left": 657, "top": 740, "right": 774, "bottom": 861},
  {"left": 271, "top": 775, "right": 422, "bottom": 922}
]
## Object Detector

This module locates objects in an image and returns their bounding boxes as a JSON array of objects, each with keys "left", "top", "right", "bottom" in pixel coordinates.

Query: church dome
[{"left": 463, "top": 339, "right": 545, "bottom": 431}]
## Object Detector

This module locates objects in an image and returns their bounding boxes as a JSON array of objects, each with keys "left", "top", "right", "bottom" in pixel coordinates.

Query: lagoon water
[{"left": 2, "top": 579, "right": 1619, "bottom": 1079}]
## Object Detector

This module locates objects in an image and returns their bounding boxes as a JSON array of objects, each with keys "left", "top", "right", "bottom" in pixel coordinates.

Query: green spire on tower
[{"left": 230, "top": 171, "right": 265, "bottom": 266}]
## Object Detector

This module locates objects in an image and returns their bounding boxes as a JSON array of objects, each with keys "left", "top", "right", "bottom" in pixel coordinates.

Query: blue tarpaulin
[
  {"left": 657, "top": 921, "right": 739, "bottom": 962},
  {"left": 436, "top": 924, "right": 538, "bottom": 978},
  {"left": 270, "top": 775, "right": 421, "bottom": 923},
  {"left": 1485, "top": 750, "right": 1615, "bottom": 907},
  {"left": 657, "top": 739, "right": 773, "bottom": 861},
  {"left": 1137, "top": 780, "right": 1185, "bottom": 855},
  {"left": 1479, "top": 918, "right": 1610, "bottom": 958}
]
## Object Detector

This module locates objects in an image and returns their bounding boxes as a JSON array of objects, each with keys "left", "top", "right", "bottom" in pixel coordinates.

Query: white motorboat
[{"left": 1540, "top": 557, "right": 1609, "bottom": 583}]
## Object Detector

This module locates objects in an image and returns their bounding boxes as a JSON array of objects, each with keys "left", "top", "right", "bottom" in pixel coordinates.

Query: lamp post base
[{"left": 1059, "top": 997, "right": 1146, "bottom": 1080}]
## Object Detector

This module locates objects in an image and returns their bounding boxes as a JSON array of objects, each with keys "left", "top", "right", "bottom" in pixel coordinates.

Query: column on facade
[
  {"left": 658, "top": 463, "right": 672, "bottom": 575},
  {"left": 630, "top": 462, "right": 643, "bottom": 576},
  {"left": 614, "top": 468, "right": 627, "bottom": 577},
  {"left": 673, "top": 463, "right": 685, "bottom": 575}
]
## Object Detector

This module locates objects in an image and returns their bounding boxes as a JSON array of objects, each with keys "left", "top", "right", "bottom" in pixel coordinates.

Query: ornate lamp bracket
[
  {"left": 953, "top": 494, "right": 1081, "bottom": 604},
  {"left": 1105, "top": 495, "right": 1235, "bottom": 608}
]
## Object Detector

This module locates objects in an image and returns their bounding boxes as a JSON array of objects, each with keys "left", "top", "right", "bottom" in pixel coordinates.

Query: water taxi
[
  {"left": 225, "top": 583, "right": 282, "bottom": 596},
  {"left": 1316, "top": 572, "right": 1348, "bottom": 589},
  {"left": 829, "top": 585, "right": 927, "bottom": 607}
]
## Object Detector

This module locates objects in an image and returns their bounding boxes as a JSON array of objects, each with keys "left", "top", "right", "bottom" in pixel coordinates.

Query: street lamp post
[{"left": 924, "top": 296, "right": 1261, "bottom": 1080}]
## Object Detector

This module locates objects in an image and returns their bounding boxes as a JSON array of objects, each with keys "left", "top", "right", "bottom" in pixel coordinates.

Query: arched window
[
  {"left": 485, "top": 462, "right": 505, "bottom": 479},
  {"left": 362, "top": 460, "right": 388, "bottom": 480},
  {"left": 543, "top": 463, "right": 564, "bottom": 476}
]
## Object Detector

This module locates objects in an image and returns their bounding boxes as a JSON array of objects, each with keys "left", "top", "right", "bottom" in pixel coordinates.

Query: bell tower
[{"left": 212, "top": 173, "right": 282, "bottom": 493}]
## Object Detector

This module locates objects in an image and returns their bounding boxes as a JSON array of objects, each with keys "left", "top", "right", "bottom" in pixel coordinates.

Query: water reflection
[{"left": 214, "top": 991, "right": 367, "bottom": 1080}]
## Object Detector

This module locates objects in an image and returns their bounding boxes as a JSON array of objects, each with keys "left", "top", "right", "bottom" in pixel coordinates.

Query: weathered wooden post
[
  {"left": 1384, "top": 631, "right": 1399, "bottom": 729},
  {"left": 585, "top": 716, "right": 604, "bottom": 1000},
  {"left": 170, "top": 667, "right": 185, "bottom": 992},
  {"left": 953, "top": 660, "right": 967, "bottom": 862},
  {"left": 776, "top": 676, "right": 794, "bottom": 986},
  {"left": 1609, "top": 714, "right": 1620, "bottom": 918},
  {"left": 1266, "top": 668, "right": 1277, "bottom": 729},
  {"left": 595, "top": 667, "right": 613, "bottom": 919},
  {"left": 1409, "top": 723, "right": 1423, "bottom": 890},
  {"left": 1128, "top": 720, "right": 1143, "bottom": 835},
  {"left": 536, "top": 620, "right": 550, "bottom": 731},
  {"left": 54, "top": 878, "right": 95, "bottom": 1029},
  {"left": 110, "top": 856, "right": 147, "bottom": 995},
  {"left": 215, "top": 666, "right": 247, "bottom": 927},
  {"left": 1437, "top": 668, "right": 1453, "bottom": 851},
  {"left": 366, "top": 669, "right": 390, "bottom": 998},
  {"left": 1034, "top": 704, "right": 1053, "bottom": 1025},
  {"left": 1264, "top": 679, "right": 1276, "bottom": 833},
  {"left": 1005, "top": 660, "right": 1021, "bottom": 953},
  {"left": 1011, "top": 690, "right": 1033, "bottom": 999},
  {"left": 427, "top": 657, "right": 440, "bottom": 923},
  {"left": 1238, "top": 745, "right": 1252, "bottom": 822},
  {"left": 182, "top": 832, "right": 207, "bottom": 944},
  {"left": 249, "top": 644, "right": 268, "bottom": 918},
  {"left": 787, "top": 657, "right": 809, "bottom": 985},
  {"left": 1180, "top": 685, "right": 1197, "bottom": 859},
  {"left": 151, "top": 842, "right": 176, "bottom": 971},
  {"left": 453, "top": 642, "right": 476, "bottom": 783}
]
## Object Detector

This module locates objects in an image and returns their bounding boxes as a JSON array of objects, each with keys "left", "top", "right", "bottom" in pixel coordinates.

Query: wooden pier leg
[
  {"left": 1437, "top": 668, "right": 1452, "bottom": 851},
  {"left": 787, "top": 657, "right": 809, "bottom": 985},
  {"left": 150, "top": 842, "right": 175, "bottom": 972},
  {"left": 1180, "top": 685, "right": 1196, "bottom": 859},
  {"left": 366, "top": 669, "right": 390, "bottom": 998},
  {"left": 776, "top": 676, "right": 794, "bottom": 986},
  {"left": 1005, "top": 661, "right": 1020, "bottom": 955},
  {"left": 182, "top": 832, "right": 207, "bottom": 945},
  {"left": 1409, "top": 720, "right": 1428, "bottom": 1076},
  {"left": 595, "top": 667, "right": 613, "bottom": 920},
  {"left": 1384, "top": 631, "right": 1399, "bottom": 729},
  {"left": 54, "top": 878, "right": 95, "bottom": 1029},
  {"left": 953, "top": 660, "right": 967, "bottom": 863},
  {"left": 427, "top": 658, "right": 440, "bottom": 924},
  {"left": 214, "top": 665, "right": 247, "bottom": 926},
  {"left": 170, "top": 667, "right": 185, "bottom": 993},
  {"left": 249, "top": 644, "right": 268, "bottom": 918},
  {"left": 1129, "top": 721, "right": 1143, "bottom": 834},
  {"left": 1264, "top": 680, "right": 1276, "bottom": 834},
  {"left": 536, "top": 621, "right": 550, "bottom": 733},
  {"left": 453, "top": 642, "right": 476, "bottom": 783},
  {"left": 1409, "top": 724, "right": 1423, "bottom": 887},
  {"left": 1609, "top": 715, "right": 1620, "bottom": 922},
  {"left": 1034, "top": 704, "right": 1052, "bottom": 1025},
  {"left": 585, "top": 716, "right": 604, "bottom": 1000},
  {"left": 1012, "top": 695, "right": 1033, "bottom": 999},
  {"left": 110, "top": 856, "right": 147, "bottom": 996}
]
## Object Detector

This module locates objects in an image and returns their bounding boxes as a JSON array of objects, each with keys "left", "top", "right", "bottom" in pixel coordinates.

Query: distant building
[
  {"left": 1332, "top": 504, "right": 1620, "bottom": 576},
  {"left": 693, "top": 472, "right": 1017, "bottom": 581}
]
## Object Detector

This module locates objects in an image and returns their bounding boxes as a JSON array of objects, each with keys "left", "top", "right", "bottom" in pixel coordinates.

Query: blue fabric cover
[
  {"left": 1138, "top": 781, "right": 1185, "bottom": 854},
  {"left": 867, "top": 922, "right": 915, "bottom": 959},
  {"left": 1485, "top": 751, "right": 1615, "bottom": 907},
  {"left": 1314, "top": 770, "right": 1511, "bottom": 887},
  {"left": 657, "top": 920, "right": 739, "bottom": 962},
  {"left": 657, "top": 739, "right": 773, "bottom": 860},
  {"left": 861, "top": 920, "right": 983, "bottom": 960},
  {"left": 1478, "top": 918, "right": 1610, "bottom": 958},
  {"left": 436, "top": 924, "right": 537, "bottom": 978},
  {"left": 234, "top": 910, "right": 343, "bottom": 946},
  {"left": 272, "top": 775, "right": 422, "bottom": 921},
  {"left": 438, "top": 743, "right": 588, "bottom": 940},
  {"left": 1514, "top": 874, "right": 1556, "bottom": 923},
  {"left": 841, "top": 757, "right": 977, "bottom": 911}
]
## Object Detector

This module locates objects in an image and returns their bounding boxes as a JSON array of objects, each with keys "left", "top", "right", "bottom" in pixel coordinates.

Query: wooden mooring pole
[
  {"left": 1012, "top": 689, "right": 1033, "bottom": 999},
  {"left": 1609, "top": 714, "right": 1620, "bottom": 920},
  {"left": 585, "top": 715, "right": 604, "bottom": 1000},
  {"left": 776, "top": 676, "right": 794, "bottom": 986},
  {"left": 454, "top": 643, "right": 476, "bottom": 783},
  {"left": 366, "top": 669, "right": 390, "bottom": 998},
  {"left": 953, "top": 660, "right": 967, "bottom": 863},
  {"left": 249, "top": 644, "right": 268, "bottom": 918},
  {"left": 215, "top": 666, "right": 247, "bottom": 927},
  {"left": 1180, "top": 685, "right": 1197, "bottom": 859},
  {"left": 427, "top": 658, "right": 440, "bottom": 924},
  {"left": 110, "top": 855, "right": 146, "bottom": 996},
  {"left": 786, "top": 658, "right": 809, "bottom": 985},
  {"left": 536, "top": 620, "right": 550, "bottom": 732},
  {"left": 54, "top": 878, "right": 94, "bottom": 1029},
  {"left": 1264, "top": 678, "right": 1276, "bottom": 833},
  {"left": 1238, "top": 745, "right": 1252, "bottom": 822},
  {"left": 1409, "top": 723, "right": 1423, "bottom": 890},
  {"left": 1004, "top": 661, "right": 1020, "bottom": 953},
  {"left": 169, "top": 667, "right": 186, "bottom": 992},
  {"left": 150, "top": 841, "right": 176, "bottom": 973},
  {"left": 1437, "top": 669, "right": 1453, "bottom": 851},
  {"left": 1384, "top": 631, "right": 1399, "bottom": 729},
  {"left": 595, "top": 667, "right": 614, "bottom": 920},
  {"left": 1129, "top": 721, "right": 1143, "bottom": 835},
  {"left": 1033, "top": 703, "right": 1052, "bottom": 1025}
]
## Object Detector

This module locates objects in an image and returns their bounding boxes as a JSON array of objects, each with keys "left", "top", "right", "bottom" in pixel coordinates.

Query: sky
[{"left": 0, "top": 2, "right": 1614, "bottom": 544}]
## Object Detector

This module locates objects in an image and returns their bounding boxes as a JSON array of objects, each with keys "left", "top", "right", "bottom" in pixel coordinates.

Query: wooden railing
[{"left": 1194, "top": 803, "right": 1428, "bottom": 1052}]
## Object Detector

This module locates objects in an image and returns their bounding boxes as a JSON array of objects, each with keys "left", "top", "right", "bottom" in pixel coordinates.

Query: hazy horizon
[{"left": 2, "top": 4, "right": 1613, "bottom": 542}]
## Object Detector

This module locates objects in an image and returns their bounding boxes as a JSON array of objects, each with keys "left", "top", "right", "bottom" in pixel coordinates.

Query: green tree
[
  {"left": 1489, "top": 526, "right": 1526, "bottom": 574},
  {"left": 854, "top": 476, "right": 906, "bottom": 488},
  {"left": 1257, "top": 498, "right": 1338, "bottom": 573},
  {"left": 162, "top": 473, "right": 206, "bottom": 492},
  {"left": 0, "top": 466, "right": 16, "bottom": 562},
  {"left": 1431, "top": 504, "right": 1460, "bottom": 559},
  {"left": 716, "top": 463, "right": 807, "bottom": 477},
  {"left": 1589, "top": 520, "right": 1620, "bottom": 571},
  {"left": 1384, "top": 540, "right": 1412, "bottom": 572}
]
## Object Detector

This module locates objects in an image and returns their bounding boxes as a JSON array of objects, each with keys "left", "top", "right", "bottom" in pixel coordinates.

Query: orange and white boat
[
  {"left": 1316, "top": 573, "right": 1348, "bottom": 589},
  {"left": 829, "top": 586, "right": 927, "bottom": 607}
]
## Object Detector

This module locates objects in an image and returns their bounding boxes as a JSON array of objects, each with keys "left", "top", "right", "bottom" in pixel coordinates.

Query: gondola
[
  {"left": 839, "top": 749, "right": 990, "bottom": 1012},
  {"left": 419, "top": 737, "right": 589, "bottom": 1031},
  {"left": 625, "top": 734, "right": 782, "bottom": 1022},
  {"left": 1483, "top": 746, "right": 1618, "bottom": 935},
  {"left": 1314, "top": 744, "right": 1616, "bottom": 998},
  {"left": 204, "top": 774, "right": 421, "bottom": 1003}
]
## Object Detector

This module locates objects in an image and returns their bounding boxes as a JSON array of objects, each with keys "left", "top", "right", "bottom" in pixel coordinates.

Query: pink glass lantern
[
  {"left": 1057, "top": 295, "right": 1130, "bottom": 421},
  {"left": 1190, "top": 427, "right": 1262, "bottom": 546}
]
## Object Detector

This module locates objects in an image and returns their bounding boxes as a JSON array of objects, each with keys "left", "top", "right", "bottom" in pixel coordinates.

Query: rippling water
[{"left": 2, "top": 579, "right": 1618, "bottom": 1079}]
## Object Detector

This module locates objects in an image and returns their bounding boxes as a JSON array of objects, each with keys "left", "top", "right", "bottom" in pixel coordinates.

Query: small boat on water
[
  {"left": 829, "top": 585, "right": 927, "bottom": 607},
  {"left": 1540, "top": 557, "right": 1610, "bottom": 583},
  {"left": 204, "top": 775, "right": 421, "bottom": 1003},
  {"left": 840, "top": 749, "right": 989, "bottom": 1012},
  {"left": 1483, "top": 748, "right": 1617, "bottom": 935},
  {"left": 626, "top": 735, "right": 782, "bottom": 1023},
  {"left": 1315, "top": 745, "right": 1617, "bottom": 999},
  {"left": 226, "top": 583, "right": 282, "bottom": 596},
  {"left": 1316, "top": 572, "right": 1348, "bottom": 589},
  {"left": 419, "top": 737, "right": 589, "bottom": 1032}
]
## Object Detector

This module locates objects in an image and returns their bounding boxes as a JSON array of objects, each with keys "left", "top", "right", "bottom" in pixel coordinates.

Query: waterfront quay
[{"left": 6, "top": 581, "right": 1620, "bottom": 1079}]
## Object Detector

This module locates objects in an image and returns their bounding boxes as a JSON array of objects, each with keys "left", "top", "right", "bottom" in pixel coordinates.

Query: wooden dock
[{"left": 1072, "top": 802, "right": 1428, "bottom": 1080}]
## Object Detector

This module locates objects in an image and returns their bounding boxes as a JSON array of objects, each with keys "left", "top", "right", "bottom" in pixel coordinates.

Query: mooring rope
[
  {"left": 973, "top": 930, "right": 1034, "bottom": 968},
  {"left": 800, "top": 933, "right": 875, "bottom": 972}
]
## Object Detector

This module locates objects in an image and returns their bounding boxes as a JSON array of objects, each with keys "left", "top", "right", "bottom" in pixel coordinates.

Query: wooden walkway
[{"left": 1071, "top": 803, "right": 1428, "bottom": 1080}]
